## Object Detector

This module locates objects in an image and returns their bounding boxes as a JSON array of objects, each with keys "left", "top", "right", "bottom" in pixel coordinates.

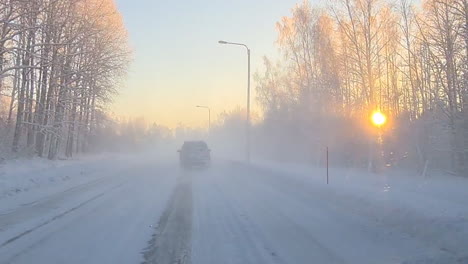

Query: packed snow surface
[{"left": 1, "top": 154, "right": 467, "bottom": 263}]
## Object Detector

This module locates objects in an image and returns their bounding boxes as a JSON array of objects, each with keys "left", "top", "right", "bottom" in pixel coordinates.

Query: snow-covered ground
[
  {"left": 192, "top": 162, "right": 468, "bottom": 263},
  {"left": 0, "top": 153, "right": 177, "bottom": 263},
  {"left": 1, "top": 154, "right": 467, "bottom": 263},
  {"left": 0, "top": 154, "right": 128, "bottom": 211}
]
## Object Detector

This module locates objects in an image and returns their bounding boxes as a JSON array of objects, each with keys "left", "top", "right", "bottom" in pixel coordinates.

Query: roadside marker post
[{"left": 326, "top": 146, "right": 329, "bottom": 184}]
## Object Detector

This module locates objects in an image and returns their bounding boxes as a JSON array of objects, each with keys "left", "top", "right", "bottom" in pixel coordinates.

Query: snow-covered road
[
  {"left": 192, "top": 163, "right": 468, "bottom": 264},
  {"left": 0, "top": 158, "right": 177, "bottom": 264},
  {"left": 1, "top": 157, "right": 467, "bottom": 264}
]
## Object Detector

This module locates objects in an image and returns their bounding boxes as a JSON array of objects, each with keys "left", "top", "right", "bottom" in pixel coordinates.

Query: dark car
[{"left": 178, "top": 141, "right": 211, "bottom": 168}]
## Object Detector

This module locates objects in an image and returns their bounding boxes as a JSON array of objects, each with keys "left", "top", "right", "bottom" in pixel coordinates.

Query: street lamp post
[
  {"left": 218, "top": 40, "right": 251, "bottom": 163},
  {"left": 196, "top": 105, "right": 211, "bottom": 132}
]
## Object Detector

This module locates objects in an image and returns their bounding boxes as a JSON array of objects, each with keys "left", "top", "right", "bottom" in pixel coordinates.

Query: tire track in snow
[
  {"left": 0, "top": 181, "right": 126, "bottom": 249},
  {"left": 143, "top": 172, "right": 193, "bottom": 264},
  {"left": 191, "top": 167, "right": 289, "bottom": 264},
  {"left": 0, "top": 176, "right": 109, "bottom": 219}
]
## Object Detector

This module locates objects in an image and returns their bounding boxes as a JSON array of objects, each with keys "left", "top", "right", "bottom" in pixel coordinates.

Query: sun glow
[{"left": 371, "top": 111, "right": 386, "bottom": 126}]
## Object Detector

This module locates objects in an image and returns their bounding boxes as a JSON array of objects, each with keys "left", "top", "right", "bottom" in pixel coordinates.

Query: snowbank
[{"left": 0, "top": 152, "right": 149, "bottom": 212}]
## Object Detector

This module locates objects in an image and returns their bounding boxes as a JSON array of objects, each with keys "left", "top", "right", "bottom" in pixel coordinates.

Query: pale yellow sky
[
  {"left": 111, "top": 0, "right": 305, "bottom": 129},
  {"left": 111, "top": 74, "right": 247, "bottom": 128}
]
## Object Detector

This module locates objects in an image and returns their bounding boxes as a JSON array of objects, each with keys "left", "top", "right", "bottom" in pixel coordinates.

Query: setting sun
[{"left": 371, "top": 111, "right": 386, "bottom": 126}]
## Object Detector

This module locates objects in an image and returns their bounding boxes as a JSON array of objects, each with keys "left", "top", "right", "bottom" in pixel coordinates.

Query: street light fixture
[
  {"left": 196, "top": 105, "right": 211, "bottom": 132},
  {"left": 218, "top": 39, "right": 251, "bottom": 163}
]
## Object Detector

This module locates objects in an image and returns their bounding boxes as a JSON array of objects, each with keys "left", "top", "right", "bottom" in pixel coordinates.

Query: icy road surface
[{"left": 1, "top": 157, "right": 467, "bottom": 264}]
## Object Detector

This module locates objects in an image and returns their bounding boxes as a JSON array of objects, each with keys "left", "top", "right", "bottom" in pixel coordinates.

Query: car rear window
[{"left": 183, "top": 141, "right": 208, "bottom": 150}]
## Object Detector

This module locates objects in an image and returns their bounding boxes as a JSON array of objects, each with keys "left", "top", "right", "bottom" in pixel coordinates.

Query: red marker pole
[{"left": 326, "top": 146, "right": 329, "bottom": 184}]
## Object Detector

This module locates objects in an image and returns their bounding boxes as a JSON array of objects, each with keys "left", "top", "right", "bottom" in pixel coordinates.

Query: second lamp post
[{"left": 196, "top": 105, "right": 211, "bottom": 132}]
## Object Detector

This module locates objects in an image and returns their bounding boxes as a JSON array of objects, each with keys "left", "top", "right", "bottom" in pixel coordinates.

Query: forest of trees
[
  {"left": 254, "top": 0, "right": 467, "bottom": 176},
  {"left": 0, "top": 0, "right": 129, "bottom": 159},
  {"left": 0, "top": 0, "right": 465, "bottom": 177}
]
